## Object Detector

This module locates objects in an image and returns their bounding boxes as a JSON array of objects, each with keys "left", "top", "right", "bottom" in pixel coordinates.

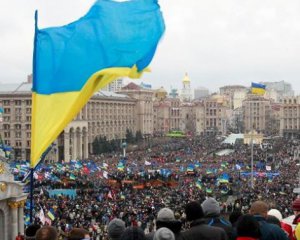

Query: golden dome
[
  {"left": 182, "top": 72, "right": 190, "bottom": 83},
  {"left": 155, "top": 86, "right": 167, "bottom": 100}
]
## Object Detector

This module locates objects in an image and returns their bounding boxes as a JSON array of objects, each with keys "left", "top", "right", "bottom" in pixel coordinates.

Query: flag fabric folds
[
  {"left": 31, "top": 0, "right": 165, "bottom": 168},
  {"left": 251, "top": 82, "right": 266, "bottom": 95}
]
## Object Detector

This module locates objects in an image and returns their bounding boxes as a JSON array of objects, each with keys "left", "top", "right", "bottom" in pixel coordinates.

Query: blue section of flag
[
  {"left": 251, "top": 82, "right": 266, "bottom": 90},
  {"left": 33, "top": 0, "right": 165, "bottom": 94}
]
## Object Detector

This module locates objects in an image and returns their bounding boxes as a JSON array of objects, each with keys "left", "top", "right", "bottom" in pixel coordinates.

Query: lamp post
[{"left": 121, "top": 142, "right": 127, "bottom": 158}]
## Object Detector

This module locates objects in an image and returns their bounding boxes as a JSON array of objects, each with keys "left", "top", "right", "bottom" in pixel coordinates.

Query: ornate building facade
[{"left": 0, "top": 81, "right": 147, "bottom": 162}]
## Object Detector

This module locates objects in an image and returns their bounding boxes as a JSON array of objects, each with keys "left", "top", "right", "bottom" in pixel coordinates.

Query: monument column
[
  {"left": 72, "top": 131, "right": 77, "bottom": 159},
  {"left": 78, "top": 131, "right": 83, "bottom": 159},
  {"left": 64, "top": 131, "right": 70, "bottom": 162},
  {"left": 18, "top": 200, "right": 25, "bottom": 235},
  {"left": 84, "top": 132, "right": 89, "bottom": 159},
  {"left": 8, "top": 201, "right": 19, "bottom": 240}
]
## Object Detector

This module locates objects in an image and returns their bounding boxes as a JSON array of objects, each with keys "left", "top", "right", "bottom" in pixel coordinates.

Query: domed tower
[
  {"left": 181, "top": 72, "right": 192, "bottom": 101},
  {"left": 155, "top": 86, "right": 167, "bottom": 101}
]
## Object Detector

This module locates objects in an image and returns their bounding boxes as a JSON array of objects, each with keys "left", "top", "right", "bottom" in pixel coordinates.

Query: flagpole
[
  {"left": 29, "top": 168, "right": 34, "bottom": 223},
  {"left": 29, "top": 144, "right": 54, "bottom": 223},
  {"left": 250, "top": 94, "right": 254, "bottom": 189}
]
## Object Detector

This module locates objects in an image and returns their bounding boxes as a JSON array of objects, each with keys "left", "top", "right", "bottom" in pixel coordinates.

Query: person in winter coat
[
  {"left": 145, "top": 208, "right": 184, "bottom": 240},
  {"left": 267, "top": 209, "right": 293, "bottom": 240},
  {"left": 292, "top": 198, "right": 300, "bottom": 240},
  {"left": 236, "top": 214, "right": 261, "bottom": 240},
  {"left": 249, "top": 201, "right": 288, "bottom": 240},
  {"left": 182, "top": 201, "right": 227, "bottom": 240},
  {"left": 201, "top": 197, "right": 234, "bottom": 240}
]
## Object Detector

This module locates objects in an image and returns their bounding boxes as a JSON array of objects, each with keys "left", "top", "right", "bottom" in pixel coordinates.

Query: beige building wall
[
  {"left": 242, "top": 94, "right": 272, "bottom": 134},
  {"left": 169, "top": 98, "right": 181, "bottom": 131},
  {"left": 153, "top": 101, "right": 171, "bottom": 134},
  {"left": 233, "top": 90, "right": 247, "bottom": 109},
  {"left": 279, "top": 96, "right": 300, "bottom": 138},
  {"left": 203, "top": 96, "right": 229, "bottom": 135},
  {"left": 118, "top": 83, "right": 154, "bottom": 135},
  {"left": 180, "top": 103, "right": 194, "bottom": 133},
  {"left": 0, "top": 83, "right": 138, "bottom": 162},
  {"left": 193, "top": 101, "right": 205, "bottom": 135},
  {"left": 219, "top": 85, "right": 248, "bottom": 110}
]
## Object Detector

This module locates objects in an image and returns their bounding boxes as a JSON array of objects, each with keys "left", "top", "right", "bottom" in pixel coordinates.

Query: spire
[{"left": 182, "top": 72, "right": 190, "bottom": 83}]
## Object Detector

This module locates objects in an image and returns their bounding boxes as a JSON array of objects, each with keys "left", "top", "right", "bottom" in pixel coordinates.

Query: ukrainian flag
[
  {"left": 31, "top": 0, "right": 165, "bottom": 168},
  {"left": 251, "top": 82, "right": 266, "bottom": 95}
]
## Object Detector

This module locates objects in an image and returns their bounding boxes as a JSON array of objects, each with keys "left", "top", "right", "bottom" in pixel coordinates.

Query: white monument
[{"left": 0, "top": 162, "right": 28, "bottom": 240}]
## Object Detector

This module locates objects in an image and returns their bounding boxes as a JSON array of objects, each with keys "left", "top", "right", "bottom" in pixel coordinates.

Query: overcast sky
[{"left": 1, "top": 0, "right": 300, "bottom": 94}]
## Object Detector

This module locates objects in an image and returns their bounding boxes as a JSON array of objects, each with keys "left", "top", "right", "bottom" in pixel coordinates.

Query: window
[
  {"left": 15, "top": 124, "right": 21, "bottom": 130},
  {"left": 4, "top": 132, "right": 10, "bottom": 138},
  {"left": 15, "top": 132, "right": 21, "bottom": 138},
  {"left": 4, "top": 108, "right": 10, "bottom": 114},
  {"left": 15, "top": 100, "right": 21, "bottom": 106},
  {"left": 3, "top": 124, "right": 10, "bottom": 130}
]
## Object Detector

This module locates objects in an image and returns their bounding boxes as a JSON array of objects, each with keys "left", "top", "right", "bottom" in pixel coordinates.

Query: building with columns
[
  {"left": 0, "top": 81, "right": 149, "bottom": 162},
  {"left": 0, "top": 162, "right": 27, "bottom": 240}
]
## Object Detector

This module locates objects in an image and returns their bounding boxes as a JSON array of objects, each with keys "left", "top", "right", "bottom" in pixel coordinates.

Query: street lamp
[{"left": 121, "top": 141, "right": 127, "bottom": 158}]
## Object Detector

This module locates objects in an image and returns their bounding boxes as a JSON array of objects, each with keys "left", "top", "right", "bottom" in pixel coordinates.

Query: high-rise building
[
  {"left": 194, "top": 87, "right": 209, "bottom": 99},
  {"left": 262, "top": 80, "right": 294, "bottom": 101},
  {"left": 101, "top": 78, "right": 124, "bottom": 92},
  {"left": 219, "top": 85, "right": 248, "bottom": 110}
]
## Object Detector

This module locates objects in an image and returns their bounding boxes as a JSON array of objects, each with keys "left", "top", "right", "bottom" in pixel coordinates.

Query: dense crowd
[{"left": 11, "top": 135, "right": 300, "bottom": 239}]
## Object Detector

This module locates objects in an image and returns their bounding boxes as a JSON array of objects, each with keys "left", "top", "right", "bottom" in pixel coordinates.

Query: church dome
[
  {"left": 182, "top": 72, "right": 190, "bottom": 83},
  {"left": 155, "top": 86, "right": 167, "bottom": 100}
]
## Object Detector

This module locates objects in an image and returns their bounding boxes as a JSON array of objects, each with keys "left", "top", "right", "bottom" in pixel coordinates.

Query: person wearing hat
[
  {"left": 268, "top": 209, "right": 293, "bottom": 240},
  {"left": 108, "top": 218, "right": 126, "bottom": 240},
  {"left": 201, "top": 197, "right": 234, "bottom": 240},
  {"left": 292, "top": 198, "right": 300, "bottom": 240},
  {"left": 153, "top": 227, "right": 175, "bottom": 240},
  {"left": 120, "top": 227, "right": 146, "bottom": 240},
  {"left": 182, "top": 201, "right": 227, "bottom": 240},
  {"left": 145, "top": 208, "right": 184, "bottom": 240}
]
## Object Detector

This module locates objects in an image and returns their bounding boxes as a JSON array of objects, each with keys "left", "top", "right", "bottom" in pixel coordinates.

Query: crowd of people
[
  {"left": 10, "top": 135, "right": 300, "bottom": 239},
  {"left": 20, "top": 199, "right": 300, "bottom": 240}
]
